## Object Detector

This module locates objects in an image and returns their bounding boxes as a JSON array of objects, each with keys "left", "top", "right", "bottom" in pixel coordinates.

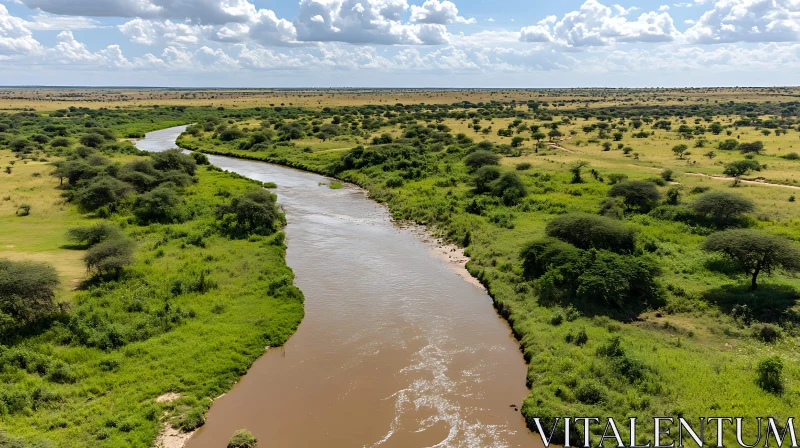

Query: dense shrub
[
  {"left": 756, "top": 356, "right": 784, "bottom": 394},
  {"left": 134, "top": 185, "right": 187, "bottom": 224},
  {"left": 0, "top": 259, "right": 60, "bottom": 334},
  {"left": 718, "top": 139, "right": 739, "bottom": 150},
  {"left": 219, "top": 128, "right": 246, "bottom": 141},
  {"left": 191, "top": 152, "right": 210, "bottom": 165},
  {"left": 689, "top": 191, "right": 754, "bottom": 225},
  {"left": 84, "top": 237, "right": 135, "bottom": 277},
  {"left": 463, "top": 150, "right": 500, "bottom": 172},
  {"left": 490, "top": 173, "right": 527, "bottom": 205},
  {"left": 723, "top": 159, "right": 761, "bottom": 177},
  {"left": 575, "top": 381, "right": 607, "bottom": 404},
  {"left": 520, "top": 238, "right": 581, "bottom": 279},
  {"left": 79, "top": 133, "right": 106, "bottom": 148},
  {"left": 471, "top": 166, "right": 501, "bottom": 193},
  {"left": 151, "top": 149, "right": 197, "bottom": 175},
  {"left": 74, "top": 176, "right": 133, "bottom": 212},
  {"left": 216, "top": 189, "right": 284, "bottom": 237},
  {"left": 608, "top": 180, "right": 662, "bottom": 213},
  {"left": 228, "top": 429, "right": 258, "bottom": 448},
  {"left": 67, "top": 223, "right": 123, "bottom": 247},
  {"left": 739, "top": 141, "right": 764, "bottom": 154},
  {"left": 545, "top": 213, "right": 636, "bottom": 253}
]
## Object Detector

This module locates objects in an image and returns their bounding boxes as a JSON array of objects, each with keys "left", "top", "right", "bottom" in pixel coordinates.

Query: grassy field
[
  {"left": 3, "top": 89, "right": 800, "bottom": 446},
  {"left": 0, "top": 120, "right": 303, "bottom": 447},
  {"left": 4, "top": 86, "right": 800, "bottom": 112},
  {"left": 173, "top": 92, "right": 800, "bottom": 445}
]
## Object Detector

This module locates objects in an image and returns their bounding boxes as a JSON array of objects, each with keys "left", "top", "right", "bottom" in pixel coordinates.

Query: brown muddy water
[{"left": 138, "top": 127, "right": 540, "bottom": 448}]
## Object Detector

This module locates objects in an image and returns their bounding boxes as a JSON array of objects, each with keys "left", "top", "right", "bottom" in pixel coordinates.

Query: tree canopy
[
  {"left": 545, "top": 213, "right": 636, "bottom": 254},
  {"left": 689, "top": 191, "right": 755, "bottom": 226},
  {"left": 703, "top": 229, "right": 800, "bottom": 289},
  {"left": 608, "top": 180, "right": 662, "bottom": 213},
  {"left": 0, "top": 259, "right": 60, "bottom": 334},
  {"left": 463, "top": 150, "right": 500, "bottom": 172},
  {"left": 216, "top": 189, "right": 284, "bottom": 237}
]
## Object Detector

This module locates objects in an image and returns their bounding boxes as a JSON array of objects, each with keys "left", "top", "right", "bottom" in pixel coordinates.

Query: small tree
[
  {"left": 68, "top": 223, "right": 123, "bottom": 247},
  {"left": 151, "top": 148, "right": 197, "bottom": 175},
  {"left": 703, "top": 229, "right": 800, "bottom": 289},
  {"left": 689, "top": 191, "right": 755, "bottom": 225},
  {"left": 704, "top": 151, "right": 717, "bottom": 160},
  {"left": 660, "top": 169, "right": 674, "bottom": 182},
  {"left": 79, "top": 133, "right": 106, "bottom": 148},
  {"left": 723, "top": 159, "right": 761, "bottom": 177},
  {"left": 569, "top": 161, "right": 590, "bottom": 184},
  {"left": 471, "top": 166, "right": 501, "bottom": 193},
  {"left": 490, "top": 172, "right": 527, "bottom": 205},
  {"left": 463, "top": 150, "right": 500, "bottom": 172},
  {"left": 0, "top": 259, "right": 60, "bottom": 334},
  {"left": 75, "top": 176, "right": 134, "bottom": 212},
  {"left": 84, "top": 237, "right": 135, "bottom": 277},
  {"left": 216, "top": 189, "right": 284, "bottom": 238},
  {"left": 520, "top": 238, "right": 581, "bottom": 279},
  {"left": 672, "top": 144, "right": 689, "bottom": 159},
  {"left": 608, "top": 180, "right": 662, "bottom": 213},
  {"left": 739, "top": 141, "right": 764, "bottom": 154},
  {"left": 718, "top": 139, "right": 739, "bottom": 151},
  {"left": 134, "top": 186, "right": 187, "bottom": 224},
  {"left": 756, "top": 356, "right": 784, "bottom": 394}
]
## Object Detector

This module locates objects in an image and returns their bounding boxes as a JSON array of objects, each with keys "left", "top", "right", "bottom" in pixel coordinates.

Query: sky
[{"left": 0, "top": 0, "right": 799, "bottom": 88}]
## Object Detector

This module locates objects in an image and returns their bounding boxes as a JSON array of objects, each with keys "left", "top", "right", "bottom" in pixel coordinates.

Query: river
[{"left": 136, "top": 126, "right": 539, "bottom": 448}]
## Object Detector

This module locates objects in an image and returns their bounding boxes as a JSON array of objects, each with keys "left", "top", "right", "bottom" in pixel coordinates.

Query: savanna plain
[{"left": 1, "top": 87, "right": 799, "bottom": 447}]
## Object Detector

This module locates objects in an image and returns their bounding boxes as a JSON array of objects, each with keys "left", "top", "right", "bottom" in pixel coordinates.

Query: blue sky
[{"left": 1, "top": 0, "right": 799, "bottom": 87}]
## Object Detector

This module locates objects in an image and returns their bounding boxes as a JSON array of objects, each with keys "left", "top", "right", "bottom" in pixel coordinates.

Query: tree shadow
[
  {"left": 704, "top": 257, "right": 741, "bottom": 277},
  {"left": 60, "top": 243, "right": 89, "bottom": 250},
  {"left": 702, "top": 284, "right": 799, "bottom": 324}
]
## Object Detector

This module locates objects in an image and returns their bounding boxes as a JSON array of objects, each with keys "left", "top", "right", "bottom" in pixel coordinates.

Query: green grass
[
  {"left": 177, "top": 110, "right": 800, "bottom": 445},
  {"left": 0, "top": 152, "right": 303, "bottom": 447}
]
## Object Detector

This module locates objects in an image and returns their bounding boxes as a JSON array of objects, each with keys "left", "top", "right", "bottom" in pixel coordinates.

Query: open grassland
[
  {"left": 173, "top": 91, "right": 800, "bottom": 445},
  {"left": 3, "top": 89, "right": 800, "bottom": 446},
  {"left": 0, "top": 113, "right": 303, "bottom": 447},
  {"left": 0, "top": 151, "right": 92, "bottom": 299},
  {"left": 4, "top": 86, "right": 800, "bottom": 112}
]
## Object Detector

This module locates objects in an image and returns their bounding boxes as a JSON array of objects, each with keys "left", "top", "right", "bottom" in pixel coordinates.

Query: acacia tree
[
  {"left": 569, "top": 161, "right": 590, "bottom": 184},
  {"left": 672, "top": 144, "right": 689, "bottom": 159},
  {"left": 703, "top": 229, "right": 800, "bottom": 289},
  {"left": 689, "top": 191, "right": 754, "bottom": 225}
]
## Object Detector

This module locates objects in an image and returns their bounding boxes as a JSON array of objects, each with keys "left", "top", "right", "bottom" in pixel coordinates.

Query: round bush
[
  {"left": 545, "top": 213, "right": 636, "bottom": 253},
  {"left": 575, "top": 381, "right": 607, "bottom": 404},
  {"left": 228, "top": 429, "right": 258, "bottom": 448},
  {"left": 463, "top": 150, "right": 500, "bottom": 172},
  {"left": 608, "top": 180, "right": 662, "bottom": 213},
  {"left": 689, "top": 191, "right": 754, "bottom": 225}
]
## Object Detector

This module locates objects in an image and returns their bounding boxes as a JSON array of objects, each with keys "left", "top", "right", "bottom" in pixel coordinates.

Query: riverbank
[
  {"left": 0, "top": 116, "right": 303, "bottom": 447},
  {"left": 177, "top": 123, "right": 800, "bottom": 445}
]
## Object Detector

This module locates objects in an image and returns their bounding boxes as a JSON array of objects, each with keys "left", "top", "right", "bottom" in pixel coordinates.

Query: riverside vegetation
[
  {"left": 1, "top": 90, "right": 800, "bottom": 446},
  {"left": 0, "top": 108, "right": 302, "bottom": 447},
  {"left": 173, "top": 93, "right": 800, "bottom": 445}
]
